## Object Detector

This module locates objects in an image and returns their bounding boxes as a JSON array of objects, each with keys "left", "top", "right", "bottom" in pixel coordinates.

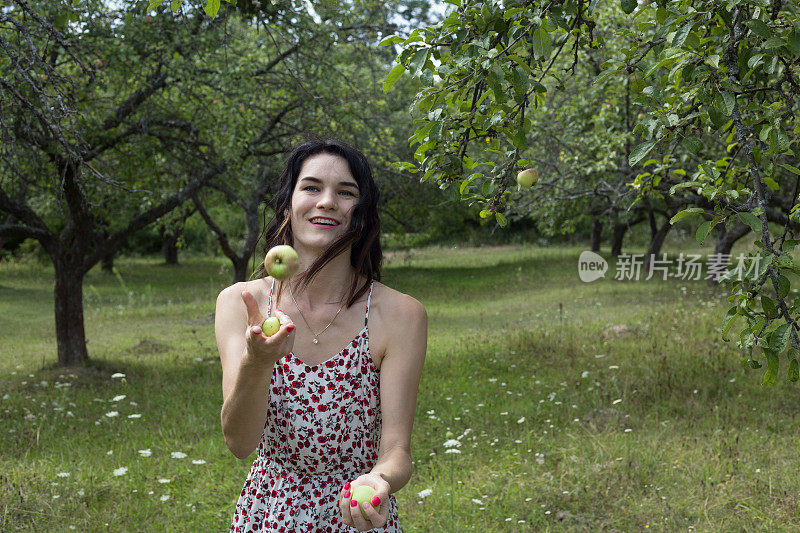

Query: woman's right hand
[{"left": 240, "top": 290, "right": 295, "bottom": 366}]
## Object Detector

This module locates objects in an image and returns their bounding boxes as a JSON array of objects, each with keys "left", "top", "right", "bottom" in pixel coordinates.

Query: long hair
[{"left": 253, "top": 138, "right": 382, "bottom": 309}]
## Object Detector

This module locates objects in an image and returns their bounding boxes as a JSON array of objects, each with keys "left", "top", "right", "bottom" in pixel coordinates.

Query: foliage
[{"left": 383, "top": 0, "right": 800, "bottom": 384}]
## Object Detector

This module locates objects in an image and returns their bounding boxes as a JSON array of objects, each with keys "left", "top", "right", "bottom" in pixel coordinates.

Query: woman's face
[{"left": 290, "top": 153, "right": 360, "bottom": 253}]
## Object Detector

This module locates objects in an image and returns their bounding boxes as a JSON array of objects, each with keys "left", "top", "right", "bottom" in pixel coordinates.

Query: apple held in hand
[
  {"left": 264, "top": 245, "right": 299, "bottom": 281},
  {"left": 351, "top": 485, "right": 376, "bottom": 521},
  {"left": 261, "top": 316, "right": 280, "bottom": 337},
  {"left": 516, "top": 168, "right": 539, "bottom": 188}
]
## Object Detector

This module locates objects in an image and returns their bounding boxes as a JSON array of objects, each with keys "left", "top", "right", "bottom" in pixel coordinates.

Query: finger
[
  {"left": 361, "top": 495, "right": 387, "bottom": 528},
  {"left": 349, "top": 500, "right": 372, "bottom": 531},
  {"left": 240, "top": 291, "right": 265, "bottom": 326},
  {"left": 339, "top": 488, "right": 354, "bottom": 526},
  {"left": 245, "top": 323, "right": 264, "bottom": 344},
  {"left": 274, "top": 308, "right": 295, "bottom": 328}
]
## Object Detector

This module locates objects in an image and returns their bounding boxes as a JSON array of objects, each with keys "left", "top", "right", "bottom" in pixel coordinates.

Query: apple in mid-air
[
  {"left": 264, "top": 245, "right": 299, "bottom": 281},
  {"left": 350, "top": 485, "right": 376, "bottom": 521},
  {"left": 516, "top": 168, "right": 539, "bottom": 188},
  {"left": 261, "top": 316, "right": 280, "bottom": 337}
]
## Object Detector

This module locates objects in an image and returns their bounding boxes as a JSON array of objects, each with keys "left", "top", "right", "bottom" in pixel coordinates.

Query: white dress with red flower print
[{"left": 230, "top": 279, "right": 402, "bottom": 533}]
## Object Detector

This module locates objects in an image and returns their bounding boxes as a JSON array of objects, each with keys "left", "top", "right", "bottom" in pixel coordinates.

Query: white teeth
[{"left": 310, "top": 218, "right": 338, "bottom": 225}]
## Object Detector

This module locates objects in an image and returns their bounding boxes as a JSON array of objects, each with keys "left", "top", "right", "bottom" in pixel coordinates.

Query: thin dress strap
[
  {"left": 267, "top": 278, "right": 275, "bottom": 316},
  {"left": 364, "top": 281, "right": 374, "bottom": 327}
]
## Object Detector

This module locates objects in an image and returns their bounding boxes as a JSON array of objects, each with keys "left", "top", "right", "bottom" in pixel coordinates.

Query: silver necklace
[{"left": 288, "top": 282, "right": 345, "bottom": 344}]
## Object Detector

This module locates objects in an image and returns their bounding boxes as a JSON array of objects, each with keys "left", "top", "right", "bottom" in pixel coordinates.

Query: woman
[{"left": 215, "top": 139, "right": 427, "bottom": 532}]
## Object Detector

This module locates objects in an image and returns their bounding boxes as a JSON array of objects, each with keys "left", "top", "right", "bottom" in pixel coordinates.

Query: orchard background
[{"left": 2, "top": 0, "right": 800, "bottom": 530}]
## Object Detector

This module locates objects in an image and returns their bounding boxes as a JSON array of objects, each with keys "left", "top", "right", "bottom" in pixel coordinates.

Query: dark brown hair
[{"left": 253, "top": 138, "right": 382, "bottom": 308}]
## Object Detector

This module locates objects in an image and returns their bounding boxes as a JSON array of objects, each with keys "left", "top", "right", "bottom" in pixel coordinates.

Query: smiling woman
[{"left": 214, "top": 138, "right": 428, "bottom": 532}]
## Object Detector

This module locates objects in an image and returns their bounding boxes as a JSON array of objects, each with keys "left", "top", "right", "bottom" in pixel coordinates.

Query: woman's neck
[{"left": 289, "top": 247, "right": 359, "bottom": 306}]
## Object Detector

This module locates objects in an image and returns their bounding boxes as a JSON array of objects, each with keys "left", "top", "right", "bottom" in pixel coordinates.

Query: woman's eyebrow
[{"left": 299, "top": 176, "right": 358, "bottom": 189}]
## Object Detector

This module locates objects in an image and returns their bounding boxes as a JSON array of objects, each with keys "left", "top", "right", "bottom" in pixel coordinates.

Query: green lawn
[{"left": 2, "top": 238, "right": 800, "bottom": 531}]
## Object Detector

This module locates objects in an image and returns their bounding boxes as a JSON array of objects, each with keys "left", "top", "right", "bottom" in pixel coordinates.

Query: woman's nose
[{"left": 316, "top": 190, "right": 338, "bottom": 209}]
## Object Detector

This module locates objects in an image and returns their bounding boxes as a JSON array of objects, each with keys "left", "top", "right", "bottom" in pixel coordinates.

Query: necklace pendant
[{"left": 312, "top": 338, "right": 319, "bottom": 344}]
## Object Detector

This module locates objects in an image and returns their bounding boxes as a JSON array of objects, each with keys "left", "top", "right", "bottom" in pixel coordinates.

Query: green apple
[
  {"left": 261, "top": 316, "right": 280, "bottom": 337},
  {"left": 516, "top": 168, "right": 539, "bottom": 188},
  {"left": 264, "top": 245, "right": 299, "bottom": 281},
  {"left": 351, "top": 485, "right": 376, "bottom": 521}
]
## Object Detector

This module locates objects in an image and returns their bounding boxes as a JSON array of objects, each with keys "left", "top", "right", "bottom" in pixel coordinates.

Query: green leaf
[
  {"left": 778, "top": 274, "right": 791, "bottom": 299},
  {"left": 495, "top": 212, "right": 508, "bottom": 227},
  {"left": 203, "top": 0, "right": 220, "bottom": 17},
  {"left": 682, "top": 136, "right": 703, "bottom": 154},
  {"left": 487, "top": 68, "right": 505, "bottom": 103},
  {"left": 379, "top": 36, "right": 404, "bottom": 47},
  {"left": 763, "top": 349, "right": 779, "bottom": 386},
  {"left": 737, "top": 212, "right": 762, "bottom": 234},
  {"left": 670, "top": 207, "right": 705, "bottom": 224},
  {"left": 532, "top": 27, "right": 552, "bottom": 60},
  {"left": 748, "top": 19, "right": 772, "bottom": 40},
  {"left": 149, "top": 0, "right": 165, "bottom": 8},
  {"left": 764, "top": 36, "right": 787, "bottom": 49},
  {"left": 479, "top": 209, "right": 493, "bottom": 219},
  {"left": 789, "top": 357, "right": 799, "bottom": 382},
  {"left": 629, "top": 140, "right": 657, "bottom": 167},
  {"left": 620, "top": 0, "right": 637, "bottom": 14},
  {"left": 772, "top": 323, "right": 791, "bottom": 354},
  {"left": 720, "top": 92, "right": 735, "bottom": 116},
  {"left": 788, "top": 28, "right": 800, "bottom": 56},
  {"left": 672, "top": 22, "right": 693, "bottom": 47},
  {"left": 383, "top": 64, "right": 405, "bottom": 93},
  {"left": 779, "top": 163, "right": 800, "bottom": 176},
  {"left": 171, "top": 0, "right": 182, "bottom": 12},
  {"left": 409, "top": 48, "right": 429, "bottom": 75},
  {"left": 762, "top": 296, "right": 778, "bottom": 318},
  {"left": 721, "top": 306, "right": 739, "bottom": 341},
  {"left": 708, "top": 106, "right": 726, "bottom": 129},
  {"left": 696, "top": 220, "right": 713, "bottom": 245}
]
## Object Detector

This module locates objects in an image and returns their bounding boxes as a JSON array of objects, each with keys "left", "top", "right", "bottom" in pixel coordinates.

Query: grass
[{"left": 2, "top": 235, "right": 800, "bottom": 531}]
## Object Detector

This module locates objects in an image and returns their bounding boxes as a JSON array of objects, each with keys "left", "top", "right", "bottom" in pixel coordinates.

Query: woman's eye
[
  {"left": 303, "top": 186, "right": 319, "bottom": 192},
  {"left": 340, "top": 190, "right": 356, "bottom": 196}
]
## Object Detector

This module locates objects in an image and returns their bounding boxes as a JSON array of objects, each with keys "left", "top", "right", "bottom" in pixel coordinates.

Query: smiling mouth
[{"left": 308, "top": 217, "right": 340, "bottom": 228}]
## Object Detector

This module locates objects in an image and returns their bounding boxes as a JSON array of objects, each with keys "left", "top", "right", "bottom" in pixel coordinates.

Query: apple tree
[
  {"left": 382, "top": 0, "right": 800, "bottom": 383},
  {"left": 0, "top": 0, "right": 236, "bottom": 365}
]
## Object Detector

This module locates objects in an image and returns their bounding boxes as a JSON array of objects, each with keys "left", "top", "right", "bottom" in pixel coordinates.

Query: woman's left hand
[{"left": 338, "top": 472, "right": 390, "bottom": 531}]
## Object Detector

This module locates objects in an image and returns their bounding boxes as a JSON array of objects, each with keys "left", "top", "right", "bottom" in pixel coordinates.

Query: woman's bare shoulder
[{"left": 371, "top": 281, "right": 426, "bottom": 318}]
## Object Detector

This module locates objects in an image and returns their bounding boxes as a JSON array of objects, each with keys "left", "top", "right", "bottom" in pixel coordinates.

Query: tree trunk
[
  {"left": 707, "top": 222, "right": 751, "bottom": 287},
  {"left": 590, "top": 217, "right": 603, "bottom": 252},
  {"left": 611, "top": 223, "right": 629, "bottom": 257},
  {"left": 644, "top": 218, "right": 672, "bottom": 274},
  {"left": 101, "top": 251, "right": 114, "bottom": 273},
  {"left": 53, "top": 258, "right": 88, "bottom": 366},
  {"left": 163, "top": 232, "right": 179, "bottom": 265},
  {"left": 233, "top": 258, "right": 249, "bottom": 284}
]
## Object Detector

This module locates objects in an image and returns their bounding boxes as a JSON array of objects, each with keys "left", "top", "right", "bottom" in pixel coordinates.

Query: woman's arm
[
  {"left": 216, "top": 284, "right": 294, "bottom": 459},
  {"left": 370, "top": 294, "right": 428, "bottom": 493}
]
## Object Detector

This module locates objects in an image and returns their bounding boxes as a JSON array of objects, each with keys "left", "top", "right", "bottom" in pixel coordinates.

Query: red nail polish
[
  {"left": 286, "top": 324, "right": 295, "bottom": 332},
  {"left": 343, "top": 490, "right": 350, "bottom": 498},
  {"left": 344, "top": 482, "right": 351, "bottom": 490},
  {"left": 371, "top": 496, "right": 381, "bottom": 506},
  {"left": 350, "top": 500, "right": 358, "bottom": 508}
]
